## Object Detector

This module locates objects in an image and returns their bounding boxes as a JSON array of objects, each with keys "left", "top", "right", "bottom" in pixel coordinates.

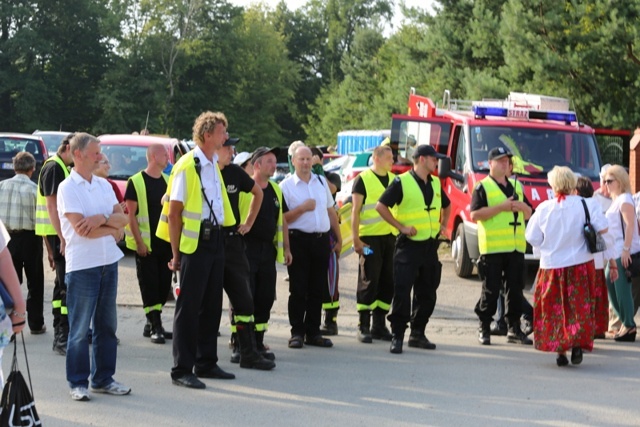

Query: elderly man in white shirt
[
  {"left": 280, "top": 145, "right": 342, "bottom": 349},
  {"left": 57, "top": 133, "right": 129, "bottom": 401}
]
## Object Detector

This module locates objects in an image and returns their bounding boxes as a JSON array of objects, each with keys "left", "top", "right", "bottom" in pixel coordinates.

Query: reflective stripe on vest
[
  {"left": 476, "top": 177, "right": 526, "bottom": 255},
  {"left": 394, "top": 173, "right": 441, "bottom": 241},
  {"left": 358, "top": 169, "right": 396, "bottom": 236},
  {"left": 239, "top": 180, "right": 285, "bottom": 264},
  {"left": 156, "top": 151, "right": 235, "bottom": 254},
  {"left": 35, "top": 155, "right": 69, "bottom": 236},
  {"left": 125, "top": 172, "right": 168, "bottom": 252}
]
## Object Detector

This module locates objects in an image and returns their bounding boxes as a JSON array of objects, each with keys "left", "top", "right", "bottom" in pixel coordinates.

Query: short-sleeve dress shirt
[{"left": 58, "top": 170, "right": 124, "bottom": 273}]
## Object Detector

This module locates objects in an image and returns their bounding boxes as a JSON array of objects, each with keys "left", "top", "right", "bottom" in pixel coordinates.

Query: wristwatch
[{"left": 103, "top": 213, "right": 110, "bottom": 224}]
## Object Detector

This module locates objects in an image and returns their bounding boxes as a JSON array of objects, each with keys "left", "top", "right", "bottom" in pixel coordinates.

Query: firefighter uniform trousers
[
  {"left": 356, "top": 233, "right": 395, "bottom": 313},
  {"left": 388, "top": 235, "right": 442, "bottom": 335}
]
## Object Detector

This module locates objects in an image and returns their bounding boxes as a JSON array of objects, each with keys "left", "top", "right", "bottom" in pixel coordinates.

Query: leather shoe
[
  {"left": 305, "top": 335, "right": 333, "bottom": 347},
  {"left": 614, "top": 328, "right": 636, "bottom": 342},
  {"left": 570, "top": 347, "right": 583, "bottom": 365},
  {"left": 556, "top": 354, "right": 569, "bottom": 367},
  {"left": 408, "top": 334, "right": 436, "bottom": 350},
  {"left": 194, "top": 365, "right": 236, "bottom": 380},
  {"left": 172, "top": 374, "right": 205, "bottom": 389},
  {"left": 490, "top": 321, "right": 507, "bottom": 336},
  {"left": 389, "top": 334, "right": 403, "bottom": 354},
  {"left": 507, "top": 328, "right": 533, "bottom": 345},
  {"left": 478, "top": 325, "right": 491, "bottom": 345}
]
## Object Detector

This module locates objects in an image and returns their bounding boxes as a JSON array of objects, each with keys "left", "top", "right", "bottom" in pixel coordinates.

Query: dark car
[
  {"left": 33, "top": 130, "right": 72, "bottom": 156},
  {"left": 0, "top": 133, "right": 48, "bottom": 183}
]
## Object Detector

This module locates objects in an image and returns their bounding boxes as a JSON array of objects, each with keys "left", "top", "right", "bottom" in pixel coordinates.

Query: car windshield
[
  {"left": 101, "top": 145, "right": 149, "bottom": 180},
  {"left": 0, "top": 137, "right": 44, "bottom": 159},
  {"left": 36, "top": 133, "right": 68, "bottom": 154},
  {"left": 470, "top": 126, "right": 601, "bottom": 180}
]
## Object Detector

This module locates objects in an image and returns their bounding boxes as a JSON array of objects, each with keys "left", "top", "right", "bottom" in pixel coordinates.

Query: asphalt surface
[{"left": 6, "top": 247, "right": 640, "bottom": 426}]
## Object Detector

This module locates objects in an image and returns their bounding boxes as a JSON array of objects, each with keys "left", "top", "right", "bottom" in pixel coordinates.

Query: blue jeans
[{"left": 66, "top": 263, "right": 118, "bottom": 389}]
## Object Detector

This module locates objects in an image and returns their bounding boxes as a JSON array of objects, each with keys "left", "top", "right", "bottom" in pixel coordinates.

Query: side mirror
[{"left": 438, "top": 157, "right": 464, "bottom": 182}]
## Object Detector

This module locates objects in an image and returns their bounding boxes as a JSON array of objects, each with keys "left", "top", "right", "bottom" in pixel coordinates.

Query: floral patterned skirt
[
  {"left": 533, "top": 261, "right": 595, "bottom": 353},
  {"left": 593, "top": 269, "right": 609, "bottom": 335}
]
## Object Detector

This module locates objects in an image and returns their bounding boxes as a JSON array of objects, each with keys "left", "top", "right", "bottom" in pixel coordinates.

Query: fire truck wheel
[{"left": 452, "top": 223, "right": 474, "bottom": 278}]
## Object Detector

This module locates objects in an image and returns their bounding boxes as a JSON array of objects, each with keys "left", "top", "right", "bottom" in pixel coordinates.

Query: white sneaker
[
  {"left": 91, "top": 381, "right": 131, "bottom": 395},
  {"left": 70, "top": 387, "right": 90, "bottom": 401}
]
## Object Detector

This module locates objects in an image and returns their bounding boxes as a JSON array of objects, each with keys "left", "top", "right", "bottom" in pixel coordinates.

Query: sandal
[
  {"left": 288, "top": 335, "right": 304, "bottom": 349},
  {"left": 305, "top": 335, "right": 333, "bottom": 347}
]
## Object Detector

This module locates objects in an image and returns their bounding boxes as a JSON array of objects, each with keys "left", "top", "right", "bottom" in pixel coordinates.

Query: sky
[{"left": 228, "top": 0, "right": 435, "bottom": 30}]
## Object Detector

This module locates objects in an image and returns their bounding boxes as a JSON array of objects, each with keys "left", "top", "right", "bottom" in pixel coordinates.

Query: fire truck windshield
[{"left": 470, "top": 126, "right": 601, "bottom": 180}]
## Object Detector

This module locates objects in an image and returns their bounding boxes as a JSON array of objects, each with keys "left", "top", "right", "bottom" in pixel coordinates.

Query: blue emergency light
[{"left": 473, "top": 105, "right": 577, "bottom": 124}]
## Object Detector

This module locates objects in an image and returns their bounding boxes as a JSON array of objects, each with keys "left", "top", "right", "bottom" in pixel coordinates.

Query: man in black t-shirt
[
  {"left": 242, "top": 147, "right": 292, "bottom": 358},
  {"left": 124, "top": 143, "right": 173, "bottom": 344},
  {"left": 218, "top": 139, "right": 274, "bottom": 370},
  {"left": 36, "top": 134, "right": 74, "bottom": 355}
]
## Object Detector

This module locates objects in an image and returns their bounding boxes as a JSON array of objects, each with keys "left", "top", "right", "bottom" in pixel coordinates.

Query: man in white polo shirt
[{"left": 57, "top": 133, "right": 130, "bottom": 402}]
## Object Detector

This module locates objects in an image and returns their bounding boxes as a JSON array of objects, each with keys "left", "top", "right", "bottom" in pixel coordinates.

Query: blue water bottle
[{"left": 363, "top": 246, "right": 373, "bottom": 256}]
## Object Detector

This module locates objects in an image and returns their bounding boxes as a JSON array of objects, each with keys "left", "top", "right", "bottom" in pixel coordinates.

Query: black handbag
[
  {"left": 581, "top": 199, "right": 606, "bottom": 253},
  {"left": 0, "top": 332, "right": 40, "bottom": 426},
  {"left": 619, "top": 212, "right": 640, "bottom": 277}
]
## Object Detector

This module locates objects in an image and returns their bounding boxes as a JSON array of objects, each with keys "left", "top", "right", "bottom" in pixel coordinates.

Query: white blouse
[
  {"left": 526, "top": 195, "right": 609, "bottom": 269},
  {"left": 605, "top": 192, "right": 640, "bottom": 257}
]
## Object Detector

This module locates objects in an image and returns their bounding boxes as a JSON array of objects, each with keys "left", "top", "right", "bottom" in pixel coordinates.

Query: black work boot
[
  {"left": 390, "top": 333, "right": 404, "bottom": 354},
  {"left": 236, "top": 323, "right": 275, "bottom": 370},
  {"left": 150, "top": 311, "right": 166, "bottom": 344},
  {"left": 507, "top": 321, "right": 533, "bottom": 345},
  {"left": 143, "top": 318, "right": 152, "bottom": 338},
  {"left": 53, "top": 324, "right": 68, "bottom": 355},
  {"left": 408, "top": 332, "right": 436, "bottom": 350},
  {"left": 320, "top": 308, "right": 339, "bottom": 336},
  {"left": 357, "top": 311, "right": 372, "bottom": 344},
  {"left": 255, "top": 331, "right": 275, "bottom": 361},
  {"left": 490, "top": 319, "right": 508, "bottom": 336},
  {"left": 371, "top": 309, "right": 393, "bottom": 341},
  {"left": 229, "top": 333, "right": 240, "bottom": 364},
  {"left": 478, "top": 322, "right": 491, "bottom": 345}
]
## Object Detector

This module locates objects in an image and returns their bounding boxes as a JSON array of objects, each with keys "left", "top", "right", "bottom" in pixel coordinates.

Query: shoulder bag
[{"left": 581, "top": 199, "right": 606, "bottom": 253}]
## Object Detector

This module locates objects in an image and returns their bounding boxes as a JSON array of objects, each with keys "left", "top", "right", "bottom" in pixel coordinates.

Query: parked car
[
  {"left": 0, "top": 133, "right": 48, "bottom": 183},
  {"left": 338, "top": 151, "right": 373, "bottom": 183},
  {"left": 33, "top": 130, "right": 72, "bottom": 156},
  {"left": 98, "top": 134, "right": 189, "bottom": 196},
  {"left": 323, "top": 155, "right": 347, "bottom": 173}
]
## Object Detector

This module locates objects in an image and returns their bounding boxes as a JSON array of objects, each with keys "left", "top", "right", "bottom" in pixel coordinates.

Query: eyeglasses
[
  {"left": 99, "top": 160, "right": 110, "bottom": 165},
  {"left": 603, "top": 179, "right": 616, "bottom": 185}
]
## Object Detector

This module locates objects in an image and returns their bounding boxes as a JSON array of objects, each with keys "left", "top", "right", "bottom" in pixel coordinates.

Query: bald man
[{"left": 124, "top": 144, "right": 173, "bottom": 344}]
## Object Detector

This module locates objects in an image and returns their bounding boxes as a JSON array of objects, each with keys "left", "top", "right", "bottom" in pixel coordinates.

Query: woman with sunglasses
[{"left": 603, "top": 165, "right": 638, "bottom": 342}]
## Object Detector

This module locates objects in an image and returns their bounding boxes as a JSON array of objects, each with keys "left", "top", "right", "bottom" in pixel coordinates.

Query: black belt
[
  {"left": 223, "top": 226, "right": 240, "bottom": 237},
  {"left": 8, "top": 229, "right": 31, "bottom": 235},
  {"left": 289, "top": 229, "right": 328, "bottom": 238}
]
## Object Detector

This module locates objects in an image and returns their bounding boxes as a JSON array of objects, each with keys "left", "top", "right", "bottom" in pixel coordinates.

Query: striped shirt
[{"left": 0, "top": 174, "right": 37, "bottom": 231}]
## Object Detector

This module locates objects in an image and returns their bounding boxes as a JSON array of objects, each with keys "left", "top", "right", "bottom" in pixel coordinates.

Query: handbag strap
[
  {"left": 581, "top": 199, "right": 591, "bottom": 225},
  {"left": 12, "top": 332, "right": 35, "bottom": 399}
]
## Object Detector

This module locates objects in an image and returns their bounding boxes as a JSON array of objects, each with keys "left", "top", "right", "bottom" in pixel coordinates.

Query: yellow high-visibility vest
[
  {"left": 476, "top": 176, "right": 526, "bottom": 254},
  {"left": 124, "top": 172, "right": 168, "bottom": 252},
  {"left": 156, "top": 151, "right": 234, "bottom": 254},
  {"left": 394, "top": 172, "right": 441, "bottom": 241},
  {"left": 358, "top": 169, "right": 396, "bottom": 237},
  {"left": 35, "top": 155, "right": 69, "bottom": 236}
]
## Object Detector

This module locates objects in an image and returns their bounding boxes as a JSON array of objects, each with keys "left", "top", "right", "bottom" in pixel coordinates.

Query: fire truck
[{"left": 390, "top": 88, "right": 604, "bottom": 277}]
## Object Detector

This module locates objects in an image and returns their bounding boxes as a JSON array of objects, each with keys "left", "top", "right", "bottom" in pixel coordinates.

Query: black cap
[
  {"left": 251, "top": 146, "right": 281, "bottom": 164},
  {"left": 412, "top": 145, "right": 446, "bottom": 160},
  {"left": 223, "top": 137, "right": 240, "bottom": 147},
  {"left": 488, "top": 147, "right": 513, "bottom": 161}
]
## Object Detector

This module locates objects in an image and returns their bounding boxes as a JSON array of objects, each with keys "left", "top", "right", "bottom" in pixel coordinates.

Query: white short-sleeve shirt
[
  {"left": 280, "top": 173, "right": 334, "bottom": 233},
  {"left": 170, "top": 146, "right": 224, "bottom": 223},
  {"left": 605, "top": 192, "right": 640, "bottom": 257},
  {"left": 58, "top": 170, "right": 124, "bottom": 273}
]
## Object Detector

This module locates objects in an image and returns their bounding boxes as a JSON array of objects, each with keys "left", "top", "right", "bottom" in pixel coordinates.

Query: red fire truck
[{"left": 390, "top": 88, "right": 604, "bottom": 277}]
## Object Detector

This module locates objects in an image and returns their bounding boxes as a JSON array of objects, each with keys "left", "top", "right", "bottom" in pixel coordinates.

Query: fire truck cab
[{"left": 390, "top": 89, "right": 603, "bottom": 277}]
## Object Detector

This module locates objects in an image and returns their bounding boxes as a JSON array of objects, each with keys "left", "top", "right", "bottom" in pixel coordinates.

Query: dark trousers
[
  {"left": 287, "top": 230, "right": 330, "bottom": 337},
  {"left": 47, "top": 234, "right": 68, "bottom": 330},
  {"left": 322, "top": 231, "right": 340, "bottom": 309},
  {"left": 356, "top": 234, "right": 395, "bottom": 311},
  {"left": 388, "top": 236, "right": 442, "bottom": 335},
  {"left": 8, "top": 230, "right": 44, "bottom": 330},
  {"left": 135, "top": 240, "right": 172, "bottom": 312},
  {"left": 171, "top": 231, "right": 224, "bottom": 379},
  {"left": 223, "top": 233, "right": 254, "bottom": 321},
  {"left": 245, "top": 237, "right": 277, "bottom": 327},
  {"left": 475, "top": 251, "right": 525, "bottom": 326}
]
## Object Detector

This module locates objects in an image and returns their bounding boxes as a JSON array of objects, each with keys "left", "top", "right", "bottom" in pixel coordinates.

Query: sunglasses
[{"left": 603, "top": 179, "right": 616, "bottom": 185}]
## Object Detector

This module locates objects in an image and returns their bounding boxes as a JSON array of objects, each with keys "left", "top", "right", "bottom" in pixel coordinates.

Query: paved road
[{"left": 6, "top": 248, "right": 640, "bottom": 426}]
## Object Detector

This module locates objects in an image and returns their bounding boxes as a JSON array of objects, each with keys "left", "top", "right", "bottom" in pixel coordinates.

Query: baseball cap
[
  {"left": 412, "top": 144, "right": 446, "bottom": 160},
  {"left": 223, "top": 137, "right": 240, "bottom": 147},
  {"left": 233, "top": 151, "right": 252, "bottom": 167},
  {"left": 251, "top": 146, "right": 281, "bottom": 164},
  {"left": 488, "top": 147, "right": 513, "bottom": 161}
]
